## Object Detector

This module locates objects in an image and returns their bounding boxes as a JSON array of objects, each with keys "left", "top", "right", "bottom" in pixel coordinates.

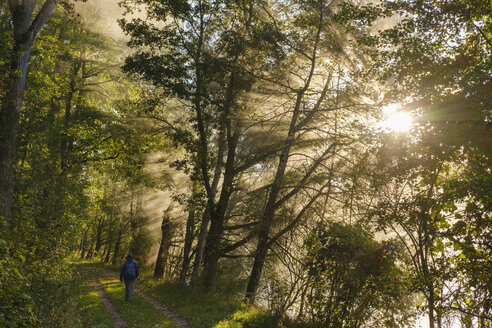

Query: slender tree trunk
[
  {"left": 60, "top": 58, "right": 82, "bottom": 170},
  {"left": 104, "top": 220, "right": 115, "bottom": 263},
  {"left": 244, "top": 91, "right": 303, "bottom": 303},
  {"left": 298, "top": 277, "right": 310, "bottom": 320},
  {"left": 104, "top": 241, "right": 112, "bottom": 263},
  {"left": 428, "top": 283, "right": 435, "bottom": 328},
  {"left": 80, "top": 230, "right": 88, "bottom": 259},
  {"left": 112, "top": 225, "right": 123, "bottom": 265},
  {"left": 86, "top": 241, "right": 94, "bottom": 259},
  {"left": 244, "top": 1, "right": 326, "bottom": 301},
  {"left": 95, "top": 217, "right": 104, "bottom": 252},
  {"left": 154, "top": 214, "right": 172, "bottom": 278},
  {"left": 180, "top": 203, "right": 196, "bottom": 283}
]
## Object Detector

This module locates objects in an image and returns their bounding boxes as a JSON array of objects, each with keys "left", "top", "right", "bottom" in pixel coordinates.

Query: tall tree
[
  {"left": 243, "top": 0, "right": 384, "bottom": 303},
  {"left": 0, "top": 0, "right": 88, "bottom": 222},
  {"left": 0, "top": 0, "right": 60, "bottom": 222},
  {"left": 120, "top": 0, "right": 263, "bottom": 290}
]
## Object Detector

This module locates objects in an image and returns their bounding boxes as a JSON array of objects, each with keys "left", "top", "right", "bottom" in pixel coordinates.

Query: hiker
[{"left": 120, "top": 254, "right": 139, "bottom": 301}]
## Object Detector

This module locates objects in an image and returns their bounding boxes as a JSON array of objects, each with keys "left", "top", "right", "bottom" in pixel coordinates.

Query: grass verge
[{"left": 138, "top": 275, "right": 243, "bottom": 328}]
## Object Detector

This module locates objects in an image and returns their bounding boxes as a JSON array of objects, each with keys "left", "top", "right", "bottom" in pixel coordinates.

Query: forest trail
[
  {"left": 135, "top": 287, "right": 196, "bottom": 328},
  {"left": 90, "top": 278, "right": 129, "bottom": 328}
]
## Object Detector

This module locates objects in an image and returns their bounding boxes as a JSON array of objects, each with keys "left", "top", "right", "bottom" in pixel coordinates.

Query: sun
[
  {"left": 386, "top": 112, "right": 412, "bottom": 132},
  {"left": 381, "top": 104, "right": 412, "bottom": 132}
]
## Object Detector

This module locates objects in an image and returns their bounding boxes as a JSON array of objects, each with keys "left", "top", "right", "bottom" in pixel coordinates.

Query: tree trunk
[
  {"left": 60, "top": 58, "right": 82, "bottom": 171},
  {"left": 428, "top": 284, "right": 435, "bottom": 328},
  {"left": 243, "top": 4, "right": 327, "bottom": 300},
  {"left": 180, "top": 204, "right": 196, "bottom": 283},
  {"left": 80, "top": 233, "right": 88, "bottom": 259},
  {"left": 112, "top": 225, "right": 123, "bottom": 265},
  {"left": 79, "top": 227, "right": 88, "bottom": 256},
  {"left": 191, "top": 210, "right": 210, "bottom": 284},
  {"left": 154, "top": 214, "right": 172, "bottom": 278},
  {"left": 202, "top": 120, "right": 241, "bottom": 291},
  {"left": 191, "top": 122, "right": 226, "bottom": 285},
  {"left": 104, "top": 241, "right": 112, "bottom": 263},
  {"left": 95, "top": 217, "right": 104, "bottom": 252},
  {"left": 0, "top": 39, "right": 32, "bottom": 222},
  {"left": 85, "top": 241, "right": 94, "bottom": 259},
  {"left": 298, "top": 277, "right": 310, "bottom": 320},
  {"left": 244, "top": 91, "right": 303, "bottom": 303},
  {"left": 0, "top": 0, "right": 59, "bottom": 223},
  {"left": 104, "top": 221, "right": 115, "bottom": 263}
]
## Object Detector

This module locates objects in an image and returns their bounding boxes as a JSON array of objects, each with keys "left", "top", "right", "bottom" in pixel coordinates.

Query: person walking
[{"left": 120, "top": 254, "right": 139, "bottom": 301}]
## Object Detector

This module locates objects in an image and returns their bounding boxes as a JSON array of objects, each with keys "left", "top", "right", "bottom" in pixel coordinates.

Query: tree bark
[
  {"left": 191, "top": 126, "right": 225, "bottom": 285},
  {"left": 0, "top": 0, "right": 59, "bottom": 223},
  {"left": 95, "top": 217, "right": 104, "bottom": 252},
  {"left": 154, "top": 214, "right": 172, "bottom": 278},
  {"left": 244, "top": 95, "right": 300, "bottom": 302},
  {"left": 202, "top": 113, "right": 242, "bottom": 291},
  {"left": 80, "top": 227, "right": 88, "bottom": 259},
  {"left": 111, "top": 224, "right": 123, "bottom": 265},
  {"left": 180, "top": 202, "right": 196, "bottom": 283}
]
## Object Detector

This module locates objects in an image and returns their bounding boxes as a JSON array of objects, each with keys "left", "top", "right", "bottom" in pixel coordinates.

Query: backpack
[{"left": 124, "top": 262, "right": 136, "bottom": 280}]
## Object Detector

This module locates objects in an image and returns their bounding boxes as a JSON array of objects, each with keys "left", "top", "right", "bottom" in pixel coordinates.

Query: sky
[{"left": 75, "top": 0, "right": 132, "bottom": 42}]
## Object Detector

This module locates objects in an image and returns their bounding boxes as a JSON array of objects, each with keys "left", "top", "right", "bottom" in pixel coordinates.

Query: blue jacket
[{"left": 120, "top": 260, "right": 139, "bottom": 282}]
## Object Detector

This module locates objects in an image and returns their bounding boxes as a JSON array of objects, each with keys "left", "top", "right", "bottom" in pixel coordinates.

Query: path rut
[
  {"left": 135, "top": 288, "right": 196, "bottom": 328},
  {"left": 91, "top": 279, "right": 129, "bottom": 328}
]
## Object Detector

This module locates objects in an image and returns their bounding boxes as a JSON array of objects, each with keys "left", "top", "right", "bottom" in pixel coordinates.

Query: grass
[
  {"left": 138, "top": 274, "right": 244, "bottom": 328},
  {"left": 74, "top": 263, "right": 116, "bottom": 328},
  {"left": 77, "top": 286, "right": 116, "bottom": 328},
  {"left": 99, "top": 278, "right": 181, "bottom": 328}
]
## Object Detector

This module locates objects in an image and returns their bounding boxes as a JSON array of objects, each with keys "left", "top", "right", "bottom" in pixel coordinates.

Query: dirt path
[
  {"left": 90, "top": 279, "right": 129, "bottom": 328},
  {"left": 135, "top": 287, "right": 196, "bottom": 328}
]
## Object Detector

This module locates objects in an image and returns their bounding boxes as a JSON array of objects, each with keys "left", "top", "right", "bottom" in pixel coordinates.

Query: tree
[
  {"left": 0, "top": 0, "right": 88, "bottom": 222},
  {"left": 243, "top": 0, "right": 388, "bottom": 303},
  {"left": 303, "top": 221, "right": 414, "bottom": 328},
  {"left": 120, "top": 0, "right": 264, "bottom": 290}
]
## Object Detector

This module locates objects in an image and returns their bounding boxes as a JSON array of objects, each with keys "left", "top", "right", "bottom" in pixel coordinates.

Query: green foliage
[
  {"left": 0, "top": 1, "right": 490, "bottom": 327},
  {"left": 0, "top": 219, "right": 83, "bottom": 327},
  {"left": 216, "top": 304, "right": 283, "bottom": 328},
  {"left": 303, "top": 222, "right": 415, "bottom": 328}
]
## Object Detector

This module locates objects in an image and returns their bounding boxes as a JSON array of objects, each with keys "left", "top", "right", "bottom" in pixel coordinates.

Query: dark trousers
[{"left": 125, "top": 280, "right": 135, "bottom": 301}]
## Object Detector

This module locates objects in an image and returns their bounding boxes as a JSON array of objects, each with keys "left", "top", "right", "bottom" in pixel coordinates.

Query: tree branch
[
  {"left": 221, "top": 232, "right": 256, "bottom": 255},
  {"left": 30, "top": 0, "right": 59, "bottom": 40}
]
